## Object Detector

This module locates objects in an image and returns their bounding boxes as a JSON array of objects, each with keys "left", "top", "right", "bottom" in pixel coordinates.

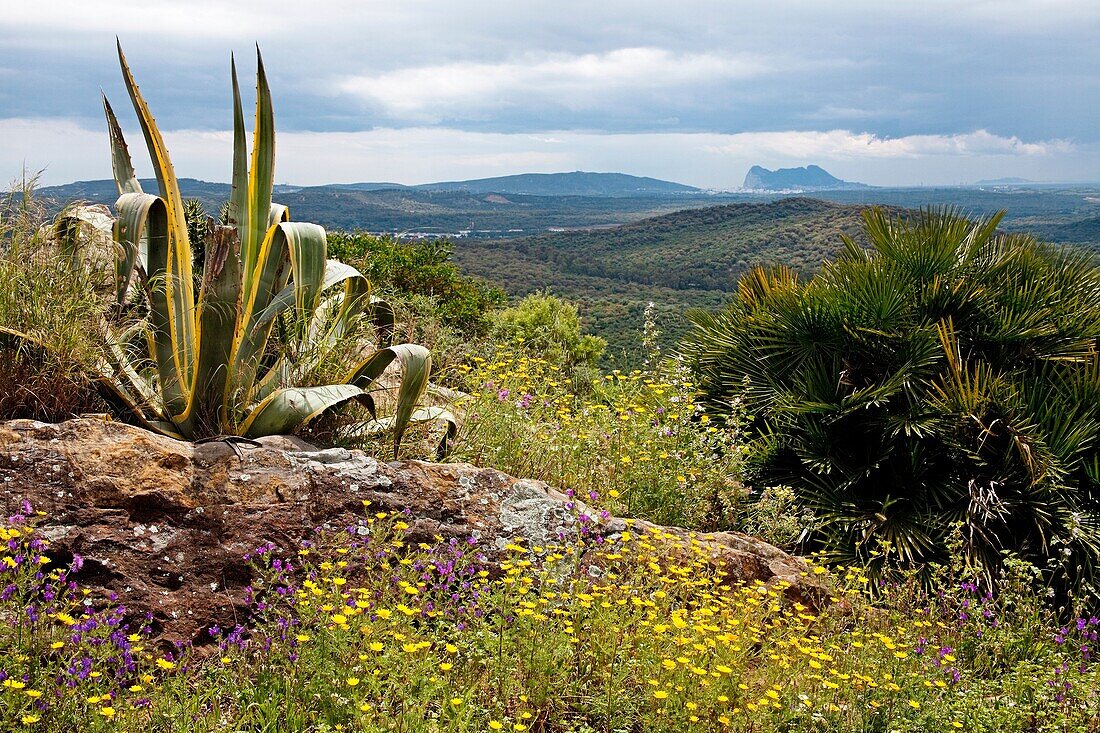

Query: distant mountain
[
  {"left": 37, "top": 177, "right": 231, "bottom": 203},
  {"left": 975, "top": 177, "right": 1034, "bottom": 186},
  {"left": 325, "top": 182, "right": 410, "bottom": 192},
  {"left": 33, "top": 172, "right": 703, "bottom": 215},
  {"left": 415, "top": 172, "right": 701, "bottom": 197},
  {"left": 743, "top": 165, "right": 869, "bottom": 191}
]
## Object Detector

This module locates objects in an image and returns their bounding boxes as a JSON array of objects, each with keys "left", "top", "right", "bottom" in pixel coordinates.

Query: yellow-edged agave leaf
[
  {"left": 254, "top": 258, "right": 365, "bottom": 333},
  {"left": 268, "top": 203, "right": 290, "bottom": 228},
  {"left": 179, "top": 225, "right": 244, "bottom": 436},
  {"left": 244, "top": 48, "right": 275, "bottom": 283},
  {"left": 284, "top": 223, "right": 326, "bottom": 315},
  {"left": 93, "top": 377, "right": 186, "bottom": 441},
  {"left": 114, "top": 192, "right": 189, "bottom": 416},
  {"left": 117, "top": 41, "right": 196, "bottom": 387},
  {"left": 229, "top": 54, "right": 249, "bottom": 230},
  {"left": 346, "top": 344, "right": 432, "bottom": 457},
  {"left": 249, "top": 262, "right": 369, "bottom": 404},
  {"left": 101, "top": 95, "right": 142, "bottom": 196},
  {"left": 101, "top": 330, "right": 158, "bottom": 408},
  {"left": 239, "top": 384, "right": 364, "bottom": 438},
  {"left": 251, "top": 355, "right": 290, "bottom": 404},
  {"left": 316, "top": 263, "right": 371, "bottom": 348},
  {"left": 236, "top": 221, "right": 327, "bottom": 391}
]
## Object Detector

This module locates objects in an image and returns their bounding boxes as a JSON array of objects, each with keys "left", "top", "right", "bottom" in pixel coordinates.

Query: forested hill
[{"left": 451, "top": 197, "right": 875, "bottom": 362}]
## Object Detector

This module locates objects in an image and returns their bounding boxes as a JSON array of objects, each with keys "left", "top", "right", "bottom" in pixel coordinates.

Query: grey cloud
[{"left": 1, "top": 0, "right": 1098, "bottom": 183}]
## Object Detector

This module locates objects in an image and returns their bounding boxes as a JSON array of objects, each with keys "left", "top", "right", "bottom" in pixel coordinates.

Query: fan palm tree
[{"left": 683, "top": 207, "right": 1100, "bottom": 592}]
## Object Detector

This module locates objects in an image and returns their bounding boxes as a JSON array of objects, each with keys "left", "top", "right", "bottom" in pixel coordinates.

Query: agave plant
[
  {"left": 683, "top": 207, "right": 1100, "bottom": 594},
  {"left": 7, "top": 44, "right": 450, "bottom": 454}
]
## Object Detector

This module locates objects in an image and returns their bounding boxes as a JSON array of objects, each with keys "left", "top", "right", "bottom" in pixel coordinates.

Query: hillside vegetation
[{"left": 452, "top": 198, "right": 876, "bottom": 361}]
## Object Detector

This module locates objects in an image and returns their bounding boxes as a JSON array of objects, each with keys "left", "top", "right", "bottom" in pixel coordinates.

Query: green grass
[{"left": 0, "top": 178, "right": 109, "bottom": 421}]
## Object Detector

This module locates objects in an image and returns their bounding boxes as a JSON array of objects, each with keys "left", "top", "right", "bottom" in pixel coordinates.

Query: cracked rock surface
[{"left": 0, "top": 419, "right": 826, "bottom": 645}]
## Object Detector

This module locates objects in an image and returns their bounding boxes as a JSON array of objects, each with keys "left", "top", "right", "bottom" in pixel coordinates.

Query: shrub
[
  {"left": 448, "top": 342, "right": 744, "bottom": 529},
  {"left": 682, "top": 208, "right": 1100, "bottom": 596},
  {"left": 327, "top": 233, "right": 506, "bottom": 337},
  {"left": 492, "top": 292, "right": 606, "bottom": 369}
]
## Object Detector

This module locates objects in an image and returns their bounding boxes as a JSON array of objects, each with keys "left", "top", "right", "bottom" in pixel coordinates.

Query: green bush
[
  {"left": 327, "top": 233, "right": 506, "bottom": 337},
  {"left": 492, "top": 292, "right": 606, "bottom": 369},
  {"left": 683, "top": 207, "right": 1100, "bottom": 597}
]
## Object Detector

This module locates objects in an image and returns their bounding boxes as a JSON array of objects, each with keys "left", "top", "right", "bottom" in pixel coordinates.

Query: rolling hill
[
  {"left": 33, "top": 175, "right": 1100, "bottom": 250},
  {"left": 451, "top": 198, "right": 877, "bottom": 362},
  {"left": 33, "top": 175, "right": 718, "bottom": 236},
  {"left": 417, "top": 171, "right": 701, "bottom": 196}
]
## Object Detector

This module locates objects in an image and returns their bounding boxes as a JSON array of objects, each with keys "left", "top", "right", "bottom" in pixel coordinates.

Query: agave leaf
[
  {"left": 252, "top": 354, "right": 289, "bottom": 403},
  {"left": 236, "top": 222, "right": 327, "bottom": 393},
  {"left": 238, "top": 384, "right": 364, "bottom": 438},
  {"left": 280, "top": 222, "right": 326, "bottom": 319},
  {"left": 177, "top": 225, "right": 243, "bottom": 436},
  {"left": 351, "top": 406, "right": 458, "bottom": 460},
  {"left": 100, "top": 329, "right": 159, "bottom": 408},
  {"left": 93, "top": 377, "right": 185, "bottom": 440},
  {"left": 239, "top": 222, "right": 290, "bottom": 332},
  {"left": 369, "top": 297, "right": 396, "bottom": 348},
  {"left": 329, "top": 266, "right": 371, "bottom": 340},
  {"left": 257, "top": 263, "right": 369, "bottom": 397},
  {"left": 228, "top": 54, "right": 251, "bottom": 278},
  {"left": 114, "top": 192, "right": 189, "bottom": 415},
  {"left": 345, "top": 344, "right": 432, "bottom": 458},
  {"left": 308, "top": 273, "right": 371, "bottom": 353},
  {"left": 101, "top": 94, "right": 142, "bottom": 195},
  {"left": 269, "top": 203, "right": 290, "bottom": 228},
  {"left": 254, "top": 258, "right": 365, "bottom": 333},
  {"left": 117, "top": 41, "right": 196, "bottom": 386},
  {"left": 242, "top": 48, "right": 275, "bottom": 285}
]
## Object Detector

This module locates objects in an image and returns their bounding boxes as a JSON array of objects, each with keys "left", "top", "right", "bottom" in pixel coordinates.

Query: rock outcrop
[{"left": 0, "top": 418, "right": 826, "bottom": 644}]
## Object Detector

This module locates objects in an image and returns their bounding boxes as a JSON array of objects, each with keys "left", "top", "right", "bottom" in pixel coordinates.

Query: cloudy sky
[{"left": 2, "top": 0, "right": 1099, "bottom": 188}]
